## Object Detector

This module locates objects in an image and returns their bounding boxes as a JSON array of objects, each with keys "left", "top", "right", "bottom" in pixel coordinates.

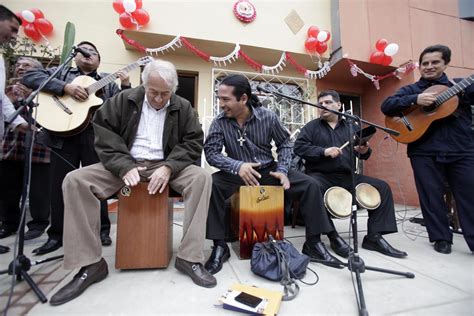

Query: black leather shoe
[
  {"left": 0, "top": 245, "right": 10, "bottom": 254},
  {"left": 100, "top": 233, "right": 112, "bottom": 246},
  {"left": 175, "top": 257, "right": 217, "bottom": 288},
  {"left": 0, "top": 227, "right": 15, "bottom": 239},
  {"left": 50, "top": 258, "right": 108, "bottom": 306},
  {"left": 362, "top": 234, "right": 407, "bottom": 258},
  {"left": 24, "top": 230, "right": 44, "bottom": 240},
  {"left": 32, "top": 238, "right": 62, "bottom": 256},
  {"left": 434, "top": 240, "right": 451, "bottom": 254},
  {"left": 204, "top": 244, "right": 230, "bottom": 275},
  {"left": 330, "top": 236, "right": 352, "bottom": 258},
  {"left": 302, "top": 241, "right": 344, "bottom": 269}
]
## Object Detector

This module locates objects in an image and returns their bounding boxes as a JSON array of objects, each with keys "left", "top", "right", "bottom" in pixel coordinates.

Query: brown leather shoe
[
  {"left": 175, "top": 257, "right": 217, "bottom": 288},
  {"left": 50, "top": 258, "right": 108, "bottom": 306}
]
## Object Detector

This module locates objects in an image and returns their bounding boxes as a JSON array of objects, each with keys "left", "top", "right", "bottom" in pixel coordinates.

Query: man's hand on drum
[
  {"left": 148, "top": 165, "right": 172, "bottom": 194},
  {"left": 122, "top": 166, "right": 147, "bottom": 187},
  {"left": 238, "top": 162, "right": 261, "bottom": 186},
  {"left": 269, "top": 171, "right": 290, "bottom": 190},
  {"left": 324, "top": 147, "right": 342, "bottom": 158}
]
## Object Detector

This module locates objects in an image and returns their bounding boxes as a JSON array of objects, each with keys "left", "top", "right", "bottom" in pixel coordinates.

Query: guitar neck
[
  {"left": 87, "top": 62, "right": 139, "bottom": 94},
  {"left": 434, "top": 75, "right": 474, "bottom": 107}
]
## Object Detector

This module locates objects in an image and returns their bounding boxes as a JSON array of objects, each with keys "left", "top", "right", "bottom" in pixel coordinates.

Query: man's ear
[
  {"left": 241, "top": 93, "right": 249, "bottom": 104},
  {"left": 337, "top": 102, "right": 342, "bottom": 110}
]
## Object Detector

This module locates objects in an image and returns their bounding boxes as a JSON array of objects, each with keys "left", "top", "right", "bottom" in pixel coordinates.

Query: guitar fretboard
[
  {"left": 434, "top": 74, "right": 474, "bottom": 107},
  {"left": 87, "top": 62, "right": 140, "bottom": 94}
]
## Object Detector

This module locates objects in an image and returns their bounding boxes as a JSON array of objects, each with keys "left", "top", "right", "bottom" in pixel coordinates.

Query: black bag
[{"left": 250, "top": 236, "right": 317, "bottom": 300}]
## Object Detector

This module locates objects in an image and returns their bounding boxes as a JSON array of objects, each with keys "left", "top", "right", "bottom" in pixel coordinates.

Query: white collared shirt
[{"left": 130, "top": 97, "right": 169, "bottom": 160}]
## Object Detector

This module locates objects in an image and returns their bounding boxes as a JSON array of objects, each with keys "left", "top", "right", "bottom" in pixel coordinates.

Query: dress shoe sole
[
  {"left": 205, "top": 250, "right": 230, "bottom": 275},
  {"left": 362, "top": 242, "right": 406, "bottom": 258},
  {"left": 50, "top": 272, "right": 108, "bottom": 306}
]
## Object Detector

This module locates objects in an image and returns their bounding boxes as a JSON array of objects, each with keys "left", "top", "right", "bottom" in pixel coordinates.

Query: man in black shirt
[
  {"left": 381, "top": 44, "right": 474, "bottom": 254},
  {"left": 294, "top": 90, "right": 407, "bottom": 259}
]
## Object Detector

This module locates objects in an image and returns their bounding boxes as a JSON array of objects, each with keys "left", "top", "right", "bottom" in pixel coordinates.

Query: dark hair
[
  {"left": 0, "top": 5, "right": 21, "bottom": 24},
  {"left": 220, "top": 74, "right": 261, "bottom": 107},
  {"left": 318, "top": 90, "right": 340, "bottom": 103},
  {"left": 419, "top": 44, "right": 451, "bottom": 65},
  {"left": 77, "top": 41, "right": 101, "bottom": 61}
]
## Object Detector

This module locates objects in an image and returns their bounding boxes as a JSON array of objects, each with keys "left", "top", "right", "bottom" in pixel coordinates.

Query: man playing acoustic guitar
[
  {"left": 381, "top": 44, "right": 474, "bottom": 254},
  {"left": 22, "top": 41, "right": 131, "bottom": 255}
]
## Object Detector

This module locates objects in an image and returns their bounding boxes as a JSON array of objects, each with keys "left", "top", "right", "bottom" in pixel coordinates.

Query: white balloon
[
  {"left": 21, "top": 10, "right": 36, "bottom": 23},
  {"left": 123, "top": 0, "right": 137, "bottom": 13},
  {"left": 317, "top": 31, "right": 328, "bottom": 42},
  {"left": 384, "top": 43, "right": 399, "bottom": 56}
]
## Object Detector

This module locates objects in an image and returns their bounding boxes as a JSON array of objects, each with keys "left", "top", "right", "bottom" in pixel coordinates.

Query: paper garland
[
  {"left": 346, "top": 58, "right": 418, "bottom": 90},
  {"left": 115, "top": 29, "right": 331, "bottom": 79}
]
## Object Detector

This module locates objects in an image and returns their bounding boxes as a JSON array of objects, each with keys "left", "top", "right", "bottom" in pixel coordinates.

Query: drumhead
[
  {"left": 355, "top": 183, "right": 381, "bottom": 210},
  {"left": 324, "top": 186, "right": 352, "bottom": 219}
]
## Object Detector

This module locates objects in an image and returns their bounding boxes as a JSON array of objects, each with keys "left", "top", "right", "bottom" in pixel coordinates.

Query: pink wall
[{"left": 337, "top": 0, "right": 474, "bottom": 206}]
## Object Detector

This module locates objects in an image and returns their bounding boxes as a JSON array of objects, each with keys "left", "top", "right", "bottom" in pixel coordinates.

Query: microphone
[
  {"left": 256, "top": 86, "right": 271, "bottom": 94},
  {"left": 75, "top": 46, "right": 92, "bottom": 58}
]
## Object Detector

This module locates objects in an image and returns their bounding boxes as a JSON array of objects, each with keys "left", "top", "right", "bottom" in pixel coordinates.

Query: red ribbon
[{"left": 116, "top": 29, "right": 146, "bottom": 53}]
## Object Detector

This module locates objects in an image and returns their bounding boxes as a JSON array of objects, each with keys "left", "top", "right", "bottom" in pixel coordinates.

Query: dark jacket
[
  {"left": 92, "top": 86, "right": 203, "bottom": 178},
  {"left": 381, "top": 73, "right": 474, "bottom": 157}
]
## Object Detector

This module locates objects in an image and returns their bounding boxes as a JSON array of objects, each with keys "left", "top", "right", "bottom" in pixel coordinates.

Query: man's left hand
[
  {"left": 354, "top": 143, "right": 369, "bottom": 154},
  {"left": 116, "top": 71, "right": 130, "bottom": 87},
  {"left": 269, "top": 171, "right": 290, "bottom": 190},
  {"left": 148, "top": 165, "right": 172, "bottom": 194}
]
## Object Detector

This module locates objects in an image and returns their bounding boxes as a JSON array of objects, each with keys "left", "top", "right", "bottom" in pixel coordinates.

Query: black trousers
[
  {"left": 0, "top": 160, "right": 50, "bottom": 231},
  {"left": 206, "top": 165, "right": 334, "bottom": 240},
  {"left": 411, "top": 155, "right": 474, "bottom": 251},
  {"left": 48, "top": 130, "right": 110, "bottom": 240},
  {"left": 306, "top": 172, "right": 398, "bottom": 236}
]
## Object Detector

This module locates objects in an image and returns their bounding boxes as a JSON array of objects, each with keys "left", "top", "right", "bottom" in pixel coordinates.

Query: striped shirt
[
  {"left": 204, "top": 106, "right": 292, "bottom": 175},
  {"left": 130, "top": 97, "right": 169, "bottom": 160}
]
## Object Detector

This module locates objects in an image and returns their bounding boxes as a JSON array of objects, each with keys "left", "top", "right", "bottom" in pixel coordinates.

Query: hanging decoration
[
  {"left": 113, "top": 0, "right": 150, "bottom": 30},
  {"left": 116, "top": 29, "right": 333, "bottom": 79},
  {"left": 16, "top": 9, "right": 54, "bottom": 42},
  {"left": 304, "top": 25, "right": 331, "bottom": 55},
  {"left": 369, "top": 38, "right": 399, "bottom": 66},
  {"left": 346, "top": 57, "right": 417, "bottom": 90},
  {"left": 233, "top": 0, "right": 257, "bottom": 23}
]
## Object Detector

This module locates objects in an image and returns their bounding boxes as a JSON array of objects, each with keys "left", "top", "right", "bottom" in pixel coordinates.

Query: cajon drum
[
  {"left": 231, "top": 186, "right": 284, "bottom": 259},
  {"left": 116, "top": 183, "right": 173, "bottom": 269}
]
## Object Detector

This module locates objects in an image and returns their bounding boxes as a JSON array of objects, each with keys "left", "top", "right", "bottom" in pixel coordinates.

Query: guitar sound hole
[{"left": 421, "top": 105, "right": 436, "bottom": 113}]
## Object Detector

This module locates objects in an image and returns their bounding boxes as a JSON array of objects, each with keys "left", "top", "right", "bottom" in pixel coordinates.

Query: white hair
[{"left": 141, "top": 59, "right": 178, "bottom": 93}]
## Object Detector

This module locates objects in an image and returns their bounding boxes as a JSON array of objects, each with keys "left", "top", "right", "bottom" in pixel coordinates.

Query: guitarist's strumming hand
[
  {"left": 417, "top": 92, "right": 437, "bottom": 107},
  {"left": 64, "top": 83, "right": 89, "bottom": 102}
]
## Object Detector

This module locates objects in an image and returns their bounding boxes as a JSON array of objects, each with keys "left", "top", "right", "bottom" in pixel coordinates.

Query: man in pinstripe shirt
[{"left": 204, "top": 74, "right": 342, "bottom": 274}]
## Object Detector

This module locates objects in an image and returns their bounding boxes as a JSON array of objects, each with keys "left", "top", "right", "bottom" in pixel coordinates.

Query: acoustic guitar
[
  {"left": 385, "top": 74, "right": 473, "bottom": 144},
  {"left": 33, "top": 56, "right": 153, "bottom": 136}
]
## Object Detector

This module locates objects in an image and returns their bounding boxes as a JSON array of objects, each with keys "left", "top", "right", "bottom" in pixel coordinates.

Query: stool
[
  {"left": 230, "top": 186, "right": 284, "bottom": 259},
  {"left": 115, "top": 183, "right": 174, "bottom": 269}
]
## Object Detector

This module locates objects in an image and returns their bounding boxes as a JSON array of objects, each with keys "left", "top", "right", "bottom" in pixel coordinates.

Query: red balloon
[
  {"left": 305, "top": 37, "right": 318, "bottom": 53},
  {"left": 119, "top": 12, "right": 135, "bottom": 28},
  {"left": 324, "top": 31, "right": 331, "bottom": 43},
  {"left": 316, "top": 41, "right": 328, "bottom": 54},
  {"left": 34, "top": 18, "right": 53, "bottom": 35},
  {"left": 23, "top": 23, "right": 41, "bottom": 41},
  {"left": 29, "top": 8, "right": 44, "bottom": 19},
  {"left": 369, "top": 51, "right": 384, "bottom": 64},
  {"left": 307, "top": 26, "right": 320, "bottom": 38},
  {"left": 113, "top": 0, "right": 125, "bottom": 14},
  {"left": 133, "top": 9, "right": 149, "bottom": 26},
  {"left": 375, "top": 38, "right": 388, "bottom": 52},
  {"left": 135, "top": 0, "right": 143, "bottom": 9},
  {"left": 381, "top": 55, "right": 393, "bottom": 66}
]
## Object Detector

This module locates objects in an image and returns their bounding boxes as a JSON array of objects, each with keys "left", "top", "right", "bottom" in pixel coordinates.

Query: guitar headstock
[{"left": 137, "top": 56, "right": 154, "bottom": 66}]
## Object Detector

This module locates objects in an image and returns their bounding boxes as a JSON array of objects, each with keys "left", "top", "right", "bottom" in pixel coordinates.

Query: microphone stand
[
  {"left": 258, "top": 86, "right": 415, "bottom": 316},
  {"left": 0, "top": 46, "right": 83, "bottom": 306}
]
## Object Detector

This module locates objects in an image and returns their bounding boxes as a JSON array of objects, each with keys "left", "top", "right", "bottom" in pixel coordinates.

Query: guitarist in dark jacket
[
  {"left": 22, "top": 41, "right": 131, "bottom": 255},
  {"left": 381, "top": 44, "right": 474, "bottom": 254}
]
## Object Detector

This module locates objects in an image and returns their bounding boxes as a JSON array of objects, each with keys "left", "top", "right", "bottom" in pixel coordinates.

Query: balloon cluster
[
  {"left": 369, "top": 39, "right": 399, "bottom": 66},
  {"left": 304, "top": 26, "right": 330, "bottom": 55},
  {"left": 113, "top": 0, "right": 150, "bottom": 29},
  {"left": 16, "top": 9, "right": 53, "bottom": 42}
]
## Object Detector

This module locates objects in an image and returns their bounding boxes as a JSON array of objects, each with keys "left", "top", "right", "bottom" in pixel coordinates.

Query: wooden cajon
[
  {"left": 115, "top": 183, "right": 173, "bottom": 269},
  {"left": 231, "top": 186, "right": 284, "bottom": 259}
]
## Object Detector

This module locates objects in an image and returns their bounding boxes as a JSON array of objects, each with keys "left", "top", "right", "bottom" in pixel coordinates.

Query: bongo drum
[
  {"left": 355, "top": 183, "right": 381, "bottom": 210},
  {"left": 324, "top": 186, "right": 352, "bottom": 219}
]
